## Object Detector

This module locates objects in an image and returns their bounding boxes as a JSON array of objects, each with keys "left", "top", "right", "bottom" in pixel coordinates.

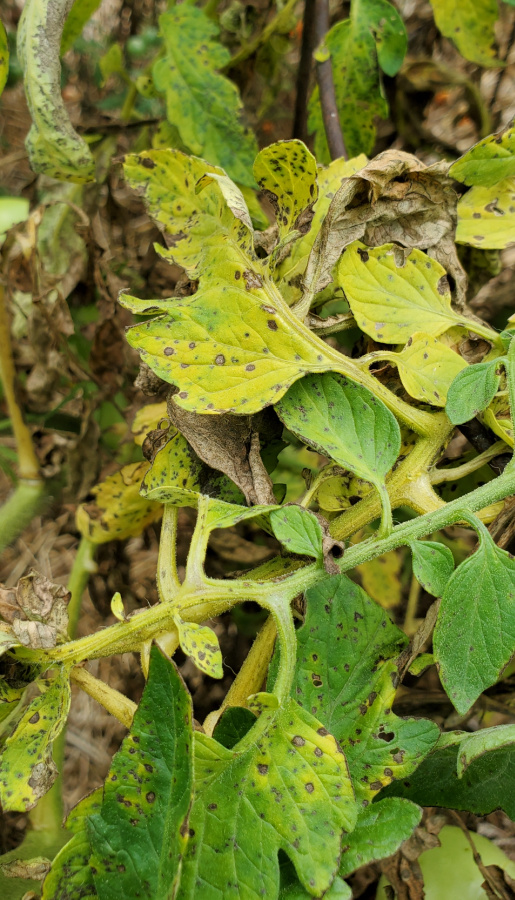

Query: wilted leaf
[
  {"left": 384, "top": 728, "right": 515, "bottom": 818},
  {"left": 152, "top": 7, "right": 257, "bottom": 186},
  {"left": 0, "top": 19, "right": 8, "bottom": 97},
  {"left": 429, "top": 0, "right": 500, "bottom": 67},
  {"left": 0, "top": 856, "right": 50, "bottom": 880},
  {"left": 308, "top": 0, "right": 406, "bottom": 161},
  {"left": 450, "top": 121, "right": 515, "bottom": 187},
  {"left": 337, "top": 243, "right": 463, "bottom": 343},
  {"left": 253, "top": 141, "right": 318, "bottom": 241},
  {"left": 339, "top": 798, "right": 422, "bottom": 877},
  {"left": 0, "top": 828, "right": 69, "bottom": 900},
  {"left": 445, "top": 359, "right": 502, "bottom": 424},
  {"left": 456, "top": 178, "right": 515, "bottom": 249},
  {"left": 434, "top": 527, "right": 515, "bottom": 713},
  {"left": 17, "top": 0, "right": 95, "bottom": 182},
  {"left": 76, "top": 461, "right": 162, "bottom": 543},
  {"left": 304, "top": 151, "right": 464, "bottom": 305},
  {"left": 270, "top": 506, "right": 324, "bottom": 559},
  {"left": 410, "top": 540, "right": 455, "bottom": 597},
  {"left": 292, "top": 574, "right": 439, "bottom": 802},
  {"left": 276, "top": 373, "right": 400, "bottom": 530},
  {"left": 480, "top": 393, "right": 514, "bottom": 447},
  {"left": 178, "top": 701, "right": 356, "bottom": 899},
  {"left": 0, "top": 668, "right": 71, "bottom": 811},
  {"left": 175, "top": 619, "right": 223, "bottom": 678},
  {"left": 383, "top": 333, "right": 467, "bottom": 406},
  {"left": 87, "top": 647, "right": 193, "bottom": 900}
]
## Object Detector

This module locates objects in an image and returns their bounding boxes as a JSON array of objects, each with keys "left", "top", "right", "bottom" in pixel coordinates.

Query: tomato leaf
[
  {"left": 0, "top": 668, "right": 71, "bottom": 811},
  {"left": 386, "top": 333, "right": 467, "bottom": 406},
  {"left": 339, "top": 797, "right": 422, "bottom": 877},
  {"left": 212, "top": 706, "right": 256, "bottom": 749},
  {"left": 153, "top": 7, "right": 257, "bottom": 187},
  {"left": 445, "top": 359, "right": 502, "bottom": 424},
  {"left": 434, "top": 530, "right": 515, "bottom": 713},
  {"left": 410, "top": 540, "right": 455, "bottom": 597},
  {"left": 253, "top": 140, "right": 318, "bottom": 241},
  {"left": 76, "top": 461, "right": 162, "bottom": 544},
  {"left": 175, "top": 619, "right": 223, "bottom": 678},
  {"left": 42, "top": 790, "right": 102, "bottom": 899},
  {"left": 61, "top": 0, "right": 103, "bottom": 54},
  {"left": 450, "top": 121, "right": 515, "bottom": 187},
  {"left": 178, "top": 701, "right": 356, "bottom": 899},
  {"left": 87, "top": 646, "right": 194, "bottom": 899},
  {"left": 292, "top": 574, "right": 440, "bottom": 802},
  {"left": 456, "top": 178, "right": 515, "bottom": 249},
  {"left": 429, "top": 0, "right": 500, "bottom": 68},
  {"left": 270, "top": 506, "right": 324, "bottom": 559},
  {"left": 337, "top": 243, "right": 461, "bottom": 343}
]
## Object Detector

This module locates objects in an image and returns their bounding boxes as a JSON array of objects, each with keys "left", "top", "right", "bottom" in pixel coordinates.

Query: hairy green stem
[{"left": 66, "top": 537, "right": 97, "bottom": 639}]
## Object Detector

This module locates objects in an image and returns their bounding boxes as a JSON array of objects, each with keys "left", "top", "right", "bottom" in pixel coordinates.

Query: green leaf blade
[
  {"left": 339, "top": 798, "right": 421, "bottom": 877},
  {"left": 445, "top": 360, "right": 501, "bottom": 424},
  {"left": 429, "top": 0, "right": 500, "bottom": 67},
  {"left": 270, "top": 506, "right": 324, "bottom": 559},
  {"left": 410, "top": 540, "right": 455, "bottom": 597},
  {"left": 450, "top": 122, "right": 515, "bottom": 187},
  {"left": 87, "top": 646, "right": 194, "bottom": 900}
]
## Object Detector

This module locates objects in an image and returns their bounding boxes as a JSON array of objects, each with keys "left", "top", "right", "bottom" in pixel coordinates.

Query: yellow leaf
[
  {"left": 456, "top": 178, "right": 515, "bottom": 250},
  {"left": 357, "top": 552, "right": 403, "bottom": 609},
  {"left": 383, "top": 332, "right": 467, "bottom": 406},
  {"left": 175, "top": 619, "right": 223, "bottom": 679},
  {"left": 76, "top": 462, "right": 162, "bottom": 544},
  {"left": 131, "top": 402, "right": 168, "bottom": 446}
]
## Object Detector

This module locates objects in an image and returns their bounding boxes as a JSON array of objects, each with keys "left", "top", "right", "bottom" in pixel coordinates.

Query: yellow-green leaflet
[
  {"left": 456, "top": 178, "right": 515, "bottom": 250},
  {"left": 429, "top": 0, "right": 500, "bottom": 67},
  {"left": 253, "top": 140, "right": 318, "bottom": 241},
  {"left": 0, "top": 19, "right": 8, "bottom": 97},
  {"left": 380, "top": 333, "right": 467, "bottom": 406},
  {"left": 337, "top": 242, "right": 463, "bottom": 342},
  {"left": 450, "top": 121, "right": 515, "bottom": 188},
  {"left": 175, "top": 619, "right": 223, "bottom": 678},
  {"left": 76, "top": 462, "right": 162, "bottom": 543}
]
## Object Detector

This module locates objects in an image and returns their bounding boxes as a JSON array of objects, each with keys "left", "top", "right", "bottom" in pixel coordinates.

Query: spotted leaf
[
  {"left": 270, "top": 506, "right": 324, "bottom": 559},
  {"left": 456, "top": 178, "right": 515, "bottom": 250},
  {"left": 76, "top": 461, "right": 162, "bottom": 544},
  {"left": 176, "top": 619, "right": 223, "bottom": 679},
  {"left": 429, "top": 0, "right": 500, "bottom": 68},
  {"left": 291, "top": 574, "right": 439, "bottom": 802},
  {"left": 253, "top": 141, "right": 318, "bottom": 241},
  {"left": 87, "top": 646, "right": 194, "bottom": 899},
  {"left": 450, "top": 121, "right": 515, "bottom": 188},
  {"left": 381, "top": 332, "right": 467, "bottom": 406}
]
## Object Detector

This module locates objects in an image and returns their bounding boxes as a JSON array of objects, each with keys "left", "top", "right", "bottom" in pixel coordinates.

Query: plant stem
[
  {"left": 404, "top": 573, "right": 421, "bottom": 636},
  {"left": 157, "top": 505, "right": 181, "bottom": 602},
  {"left": 0, "top": 480, "right": 46, "bottom": 555},
  {"left": 67, "top": 537, "right": 97, "bottom": 639},
  {"left": 71, "top": 667, "right": 136, "bottom": 728},
  {"left": 430, "top": 441, "right": 507, "bottom": 484},
  {"left": 293, "top": 0, "right": 317, "bottom": 143},
  {"left": 314, "top": 0, "right": 347, "bottom": 160}
]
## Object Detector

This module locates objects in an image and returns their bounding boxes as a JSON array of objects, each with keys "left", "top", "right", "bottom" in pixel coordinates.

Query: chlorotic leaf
[
  {"left": 0, "top": 19, "right": 8, "bottom": 97},
  {"left": 357, "top": 552, "right": 402, "bottom": 609},
  {"left": 276, "top": 372, "right": 400, "bottom": 528},
  {"left": 384, "top": 729, "right": 515, "bottom": 818},
  {"left": 450, "top": 122, "right": 515, "bottom": 187},
  {"left": 429, "top": 0, "right": 500, "bottom": 68},
  {"left": 76, "top": 461, "right": 162, "bottom": 544},
  {"left": 61, "top": 0, "right": 103, "bottom": 54},
  {"left": 253, "top": 141, "right": 318, "bottom": 241},
  {"left": 270, "top": 506, "right": 324, "bottom": 559},
  {"left": 337, "top": 243, "right": 461, "bottom": 342},
  {"left": 140, "top": 431, "right": 203, "bottom": 506},
  {"left": 196, "top": 171, "right": 253, "bottom": 232},
  {"left": 131, "top": 402, "right": 168, "bottom": 446},
  {"left": 152, "top": 7, "right": 257, "bottom": 187},
  {"left": 410, "top": 540, "right": 455, "bottom": 597},
  {"left": 389, "top": 333, "right": 467, "bottom": 406},
  {"left": 178, "top": 701, "right": 356, "bottom": 899},
  {"left": 87, "top": 646, "right": 194, "bottom": 899},
  {"left": 445, "top": 359, "right": 502, "bottom": 425},
  {"left": 175, "top": 619, "right": 223, "bottom": 679},
  {"left": 0, "top": 668, "right": 71, "bottom": 812},
  {"left": 434, "top": 530, "right": 515, "bottom": 713},
  {"left": 456, "top": 178, "right": 515, "bottom": 249},
  {"left": 17, "top": 0, "right": 95, "bottom": 182},
  {"left": 480, "top": 393, "right": 514, "bottom": 447},
  {"left": 292, "top": 575, "right": 439, "bottom": 802},
  {"left": 308, "top": 0, "right": 406, "bottom": 161},
  {"left": 339, "top": 798, "right": 422, "bottom": 877}
]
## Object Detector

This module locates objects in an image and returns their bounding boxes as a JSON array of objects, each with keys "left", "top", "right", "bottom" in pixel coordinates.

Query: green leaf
[
  {"left": 152, "top": 7, "right": 257, "bottom": 187},
  {"left": 429, "top": 0, "right": 500, "bottom": 67},
  {"left": 253, "top": 141, "right": 318, "bottom": 241},
  {"left": 292, "top": 575, "right": 440, "bottom": 802},
  {"left": 434, "top": 528, "right": 515, "bottom": 713},
  {"left": 456, "top": 178, "right": 515, "bottom": 249},
  {"left": 61, "top": 0, "right": 103, "bottom": 54},
  {"left": 450, "top": 121, "right": 515, "bottom": 187},
  {"left": 0, "top": 198, "right": 30, "bottom": 244},
  {"left": 270, "top": 506, "right": 324, "bottom": 559},
  {"left": 212, "top": 706, "right": 256, "bottom": 749},
  {"left": 410, "top": 540, "right": 455, "bottom": 597},
  {"left": 87, "top": 646, "right": 194, "bottom": 899},
  {"left": 17, "top": 0, "right": 95, "bottom": 182},
  {"left": 280, "top": 861, "right": 352, "bottom": 899},
  {"left": 385, "top": 333, "right": 467, "bottom": 406},
  {"left": 0, "top": 668, "right": 71, "bottom": 811},
  {"left": 339, "top": 798, "right": 422, "bottom": 877},
  {"left": 0, "top": 19, "right": 8, "bottom": 97},
  {"left": 276, "top": 372, "right": 400, "bottom": 532},
  {"left": 178, "top": 701, "right": 356, "bottom": 899},
  {"left": 445, "top": 359, "right": 502, "bottom": 424},
  {"left": 336, "top": 242, "right": 462, "bottom": 343},
  {"left": 384, "top": 728, "right": 515, "bottom": 818},
  {"left": 276, "top": 154, "right": 367, "bottom": 306},
  {"left": 175, "top": 619, "right": 223, "bottom": 678},
  {"left": 308, "top": 0, "right": 406, "bottom": 161},
  {"left": 76, "top": 461, "right": 163, "bottom": 544},
  {"left": 42, "top": 791, "right": 101, "bottom": 899}
]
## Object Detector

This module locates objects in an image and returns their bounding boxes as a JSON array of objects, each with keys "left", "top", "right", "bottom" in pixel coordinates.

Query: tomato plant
[{"left": 1, "top": 0, "right": 515, "bottom": 897}]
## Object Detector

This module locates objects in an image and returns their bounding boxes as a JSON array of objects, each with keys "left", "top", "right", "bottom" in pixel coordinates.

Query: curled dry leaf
[
  {"left": 303, "top": 149, "right": 466, "bottom": 309},
  {"left": 0, "top": 570, "right": 70, "bottom": 648}
]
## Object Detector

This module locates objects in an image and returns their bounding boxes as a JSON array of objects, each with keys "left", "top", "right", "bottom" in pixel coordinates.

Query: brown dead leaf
[
  {"left": 0, "top": 570, "right": 70, "bottom": 648},
  {"left": 304, "top": 150, "right": 466, "bottom": 310},
  {"left": 12, "top": 619, "right": 57, "bottom": 649},
  {"left": 0, "top": 857, "right": 51, "bottom": 881},
  {"left": 168, "top": 400, "right": 276, "bottom": 506},
  {"left": 380, "top": 823, "right": 444, "bottom": 900}
]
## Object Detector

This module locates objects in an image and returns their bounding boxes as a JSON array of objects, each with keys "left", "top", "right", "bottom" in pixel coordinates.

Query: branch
[
  {"left": 293, "top": 0, "right": 317, "bottom": 143},
  {"left": 314, "top": 0, "right": 347, "bottom": 160}
]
